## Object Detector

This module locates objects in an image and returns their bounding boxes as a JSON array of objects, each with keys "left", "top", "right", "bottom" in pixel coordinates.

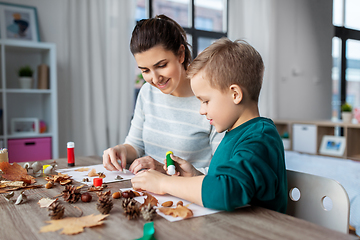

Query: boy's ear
[{"left": 229, "top": 84, "right": 243, "bottom": 104}]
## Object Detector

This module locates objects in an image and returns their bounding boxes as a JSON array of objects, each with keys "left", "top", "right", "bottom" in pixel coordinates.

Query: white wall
[
  {"left": 275, "top": 0, "right": 333, "bottom": 120},
  {"left": 2, "top": 0, "right": 334, "bottom": 157}
]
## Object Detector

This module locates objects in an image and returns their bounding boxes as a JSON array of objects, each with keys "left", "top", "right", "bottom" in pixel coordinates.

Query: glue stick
[
  {"left": 67, "top": 142, "right": 75, "bottom": 167},
  {"left": 166, "top": 151, "right": 175, "bottom": 175}
]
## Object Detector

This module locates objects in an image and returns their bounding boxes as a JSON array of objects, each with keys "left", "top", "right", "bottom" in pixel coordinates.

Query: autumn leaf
[
  {"left": 158, "top": 205, "right": 193, "bottom": 219},
  {"left": 39, "top": 214, "right": 109, "bottom": 235},
  {"left": 74, "top": 167, "right": 89, "bottom": 172},
  {"left": 38, "top": 198, "right": 58, "bottom": 208},
  {"left": 0, "top": 162, "right": 35, "bottom": 184},
  {"left": 88, "top": 168, "right": 98, "bottom": 177},
  {"left": 141, "top": 192, "right": 158, "bottom": 208}
]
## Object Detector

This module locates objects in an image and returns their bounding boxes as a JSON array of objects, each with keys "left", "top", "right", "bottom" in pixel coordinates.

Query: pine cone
[
  {"left": 48, "top": 201, "right": 65, "bottom": 219},
  {"left": 97, "top": 195, "right": 113, "bottom": 214},
  {"left": 62, "top": 185, "right": 81, "bottom": 203},
  {"left": 122, "top": 198, "right": 140, "bottom": 220},
  {"left": 140, "top": 203, "right": 157, "bottom": 221}
]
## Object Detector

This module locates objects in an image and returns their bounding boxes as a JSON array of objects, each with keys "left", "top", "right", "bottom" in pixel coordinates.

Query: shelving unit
[
  {"left": 0, "top": 39, "right": 58, "bottom": 162},
  {"left": 274, "top": 119, "right": 360, "bottom": 161}
]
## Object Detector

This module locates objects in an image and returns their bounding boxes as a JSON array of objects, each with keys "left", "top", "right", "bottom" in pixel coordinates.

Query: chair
[{"left": 286, "top": 170, "right": 350, "bottom": 233}]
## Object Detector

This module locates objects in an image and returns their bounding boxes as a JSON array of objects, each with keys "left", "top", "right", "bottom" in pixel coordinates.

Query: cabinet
[
  {"left": 0, "top": 39, "right": 58, "bottom": 161},
  {"left": 274, "top": 119, "right": 360, "bottom": 161}
]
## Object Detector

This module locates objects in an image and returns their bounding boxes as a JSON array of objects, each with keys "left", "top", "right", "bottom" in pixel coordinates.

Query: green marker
[{"left": 166, "top": 151, "right": 176, "bottom": 175}]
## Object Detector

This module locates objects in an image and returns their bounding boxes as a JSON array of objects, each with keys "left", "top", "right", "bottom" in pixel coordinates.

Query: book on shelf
[{"left": 37, "top": 64, "right": 49, "bottom": 89}]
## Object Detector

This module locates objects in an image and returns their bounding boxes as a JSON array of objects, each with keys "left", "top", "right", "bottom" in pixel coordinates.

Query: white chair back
[{"left": 286, "top": 170, "right": 350, "bottom": 233}]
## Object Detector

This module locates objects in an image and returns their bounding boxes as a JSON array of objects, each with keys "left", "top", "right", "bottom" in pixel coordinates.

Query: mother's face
[{"left": 134, "top": 45, "right": 185, "bottom": 96}]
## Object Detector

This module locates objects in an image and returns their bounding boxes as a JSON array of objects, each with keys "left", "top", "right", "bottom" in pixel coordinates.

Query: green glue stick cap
[{"left": 166, "top": 151, "right": 175, "bottom": 175}]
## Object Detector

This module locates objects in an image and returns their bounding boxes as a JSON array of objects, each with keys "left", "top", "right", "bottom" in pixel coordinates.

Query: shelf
[
  {"left": 5, "top": 89, "right": 51, "bottom": 94},
  {"left": 7, "top": 133, "right": 53, "bottom": 139},
  {"left": 0, "top": 40, "right": 58, "bottom": 160},
  {"left": 274, "top": 119, "right": 360, "bottom": 161}
]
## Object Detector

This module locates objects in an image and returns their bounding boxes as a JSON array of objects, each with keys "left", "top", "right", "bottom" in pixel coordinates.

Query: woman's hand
[
  {"left": 165, "top": 154, "right": 199, "bottom": 177},
  {"left": 131, "top": 169, "right": 169, "bottom": 195},
  {"left": 103, "top": 145, "right": 127, "bottom": 171},
  {"left": 129, "top": 156, "right": 165, "bottom": 174}
]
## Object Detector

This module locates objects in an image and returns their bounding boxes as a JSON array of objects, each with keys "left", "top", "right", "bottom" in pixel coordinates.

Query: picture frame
[
  {"left": 319, "top": 135, "right": 346, "bottom": 157},
  {"left": 0, "top": 2, "right": 40, "bottom": 42},
  {"left": 11, "top": 118, "right": 39, "bottom": 135}
]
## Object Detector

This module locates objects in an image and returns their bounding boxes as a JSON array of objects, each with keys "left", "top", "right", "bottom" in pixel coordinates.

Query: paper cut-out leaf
[
  {"left": 158, "top": 205, "right": 193, "bottom": 219},
  {"left": 0, "top": 162, "right": 35, "bottom": 184},
  {"left": 141, "top": 192, "right": 158, "bottom": 208},
  {"left": 88, "top": 168, "right": 98, "bottom": 177},
  {"left": 74, "top": 167, "right": 89, "bottom": 172},
  {"left": 38, "top": 198, "right": 57, "bottom": 208},
  {"left": 39, "top": 214, "right": 108, "bottom": 235}
]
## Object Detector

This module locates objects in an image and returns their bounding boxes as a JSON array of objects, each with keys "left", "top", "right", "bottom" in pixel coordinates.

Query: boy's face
[{"left": 190, "top": 70, "right": 240, "bottom": 133}]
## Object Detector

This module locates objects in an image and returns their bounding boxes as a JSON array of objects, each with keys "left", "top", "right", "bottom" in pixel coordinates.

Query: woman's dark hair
[{"left": 130, "top": 15, "right": 192, "bottom": 70}]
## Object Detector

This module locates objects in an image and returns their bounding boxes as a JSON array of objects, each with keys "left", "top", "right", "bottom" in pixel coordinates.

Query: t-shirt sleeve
[
  {"left": 202, "top": 144, "right": 279, "bottom": 211},
  {"left": 124, "top": 87, "right": 146, "bottom": 158}
]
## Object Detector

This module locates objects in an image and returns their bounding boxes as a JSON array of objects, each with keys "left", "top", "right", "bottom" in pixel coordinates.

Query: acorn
[
  {"left": 161, "top": 201, "right": 173, "bottom": 207},
  {"left": 81, "top": 192, "right": 92, "bottom": 202},
  {"left": 45, "top": 182, "right": 54, "bottom": 189},
  {"left": 112, "top": 191, "right": 121, "bottom": 199}
]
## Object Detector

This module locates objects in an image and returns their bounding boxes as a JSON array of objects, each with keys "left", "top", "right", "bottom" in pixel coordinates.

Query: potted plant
[
  {"left": 18, "top": 65, "right": 34, "bottom": 89},
  {"left": 341, "top": 102, "right": 353, "bottom": 123},
  {"left": 135, "top": 73, "right": 145, "bottom": 89}
]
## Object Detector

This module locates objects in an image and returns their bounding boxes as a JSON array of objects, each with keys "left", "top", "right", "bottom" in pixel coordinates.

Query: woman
[{"left": 103, "top": 15, "right": 223, "bottom": 174}]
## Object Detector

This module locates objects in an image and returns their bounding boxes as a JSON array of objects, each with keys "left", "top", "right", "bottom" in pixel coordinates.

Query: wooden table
[{"left": 0, "top": 156, "right": 355, "bottom": 240}]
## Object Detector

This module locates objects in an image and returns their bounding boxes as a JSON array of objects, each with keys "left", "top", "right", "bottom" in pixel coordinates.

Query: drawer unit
[
  {"left": 8, "top": 137, "right": 52, "bottom": 163},
  {"left": 292, "top": 124, "right": 317, "bottom": 154}
]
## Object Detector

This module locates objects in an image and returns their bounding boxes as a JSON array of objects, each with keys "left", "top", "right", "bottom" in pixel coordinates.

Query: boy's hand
[
  {"left": 164, "top": 154, "right": 199, "bottom": 177},
  {"left": 129, "top": 156, "right": 166, "bottom": 174},
  {"left": 131, "top": 169, "right": 168, "bottom": 195}
]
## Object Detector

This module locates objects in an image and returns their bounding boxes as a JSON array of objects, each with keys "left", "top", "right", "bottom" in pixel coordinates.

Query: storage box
[
  {"left": 292, "top": 124, "right": 317, "bottom": 154},
  {"left": 8, "top": 137, "right": 52, "bottom": 163}
]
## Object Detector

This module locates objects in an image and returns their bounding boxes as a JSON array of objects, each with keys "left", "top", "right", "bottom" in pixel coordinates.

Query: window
[
  {"left": 332, "top": 0, "right": 360, "bottom": 119},
  {"left": 332, "top": 0, "right": 360, "bottom": 118},
  {"left": 136, "top": 0, "right": 228, "bottom": 58}
]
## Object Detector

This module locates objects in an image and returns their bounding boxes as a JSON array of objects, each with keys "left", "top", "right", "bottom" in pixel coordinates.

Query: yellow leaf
[{"left": 39, "top": 214, "right": 108, "bottom": 235}]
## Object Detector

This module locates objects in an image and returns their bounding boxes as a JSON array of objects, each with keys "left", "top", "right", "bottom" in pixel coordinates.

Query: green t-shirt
[{"left": 202, "top": 117, "right": 287, "bottom": 213}]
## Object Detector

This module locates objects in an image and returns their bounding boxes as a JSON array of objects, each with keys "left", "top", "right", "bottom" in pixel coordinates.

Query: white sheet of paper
[
  {"left": 121, "top": 188, "right": 220, "bottom": 222},
  {"left": 56, "top": 164, "right": 134, "bottom": 185}
]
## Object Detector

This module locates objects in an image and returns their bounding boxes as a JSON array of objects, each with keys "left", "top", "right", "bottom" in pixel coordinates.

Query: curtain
[
  {"left": 63, "top": 0, "right": 135, "bottom": 156},
  {"left": 228, "top": 0, "right": 278, "bottom": 118}
]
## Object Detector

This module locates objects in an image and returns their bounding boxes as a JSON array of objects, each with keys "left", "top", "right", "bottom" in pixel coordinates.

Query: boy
[{"left": 131, "top": 38, "right": 287, "bottom": 213}]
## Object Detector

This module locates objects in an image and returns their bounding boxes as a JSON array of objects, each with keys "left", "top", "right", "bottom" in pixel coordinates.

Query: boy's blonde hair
[{"left": 187, "top": 38, "right": 264, "bottom": 102}]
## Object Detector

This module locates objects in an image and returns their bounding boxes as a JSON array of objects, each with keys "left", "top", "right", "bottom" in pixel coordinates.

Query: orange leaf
[
  {"left": 0, "top": 162, "right": 35, "bottom": 184},
  {"left": 39, "top": 214, "right": 108, "bottom": 235},
  {"left": 158, "top": 205, "right": 193, "bottom": 219},
  {"left": 141, "top": 192, "right": 158, "bottom": 208}
]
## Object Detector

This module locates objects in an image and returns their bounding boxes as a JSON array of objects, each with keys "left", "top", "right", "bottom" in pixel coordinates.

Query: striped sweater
[{"left": 124, "top": 83, "right": 224, "bottom": 173}]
